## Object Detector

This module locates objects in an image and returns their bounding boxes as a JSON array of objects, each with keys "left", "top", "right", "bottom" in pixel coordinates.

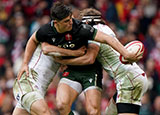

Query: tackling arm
[
  {"left": 54, "top": 43, "right": 100, "bottom": 65},
  {"left": 94, "top": 30, "right": 139, "bottom": 62},
  {"left": 41, "top": 42, "right": 86, "bottom": 57},
  {"left": 23, "top": 32, "right": 39, "bottom": 64},
  {"left": 17, "top": 32, "right": 39, "bottom": 79}
]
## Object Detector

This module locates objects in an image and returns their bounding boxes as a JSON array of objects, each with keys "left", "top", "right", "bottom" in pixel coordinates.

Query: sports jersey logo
[
  {"left": 52, "top": 37, "right": 56, "bottom": 43},
  {"left": 16, "top": 94, "right": 20, "bottom": 101},
  {"left": 65, "top": 34, "right": 72, "bottom": 41},
  {"left": 89, "top": 78, "right": 93, "bottom": 83},
  {"left": 58, "top": 43, "right": 75, "bottom": 49},
  {"left": 62, "top": 72, "right": 69, "bottom": 77}
]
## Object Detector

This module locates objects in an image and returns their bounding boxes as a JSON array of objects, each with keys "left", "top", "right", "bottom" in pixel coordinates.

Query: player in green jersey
[{"left": 53, "top": 8, "right": 148, "bottom": 115}]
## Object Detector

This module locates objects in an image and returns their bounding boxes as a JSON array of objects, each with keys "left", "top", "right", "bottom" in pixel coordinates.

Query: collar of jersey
[{"left": 51, "top": 20, "right": 58, "bottom": 34}]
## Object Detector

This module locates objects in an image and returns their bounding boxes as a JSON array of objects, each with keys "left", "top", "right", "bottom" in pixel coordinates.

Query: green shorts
[{"left": 61, "top": 69, "right": 103, "bottom": 91}]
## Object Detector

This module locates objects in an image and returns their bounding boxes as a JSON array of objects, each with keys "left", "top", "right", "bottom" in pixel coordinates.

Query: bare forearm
[
  {"left": 55, "top": 56, "right": 91, "bottom": 65},
  {"left": 95, "top": 31, "right": 128, "bottom": 58},
  {"left": 42, "top": 43, "right": 85, "bottom": 57},
  {"left": 56, "top": 56, "right": 91, "bottom": 65},
  {"left": 42, "top": 45, "right": 74, "bottom": 56},
  {"left": 54, "top": 44, "right": 99, "bottom": 65},
  {"left": 23, "top": 33, "right": 38, "bottom": 64}
]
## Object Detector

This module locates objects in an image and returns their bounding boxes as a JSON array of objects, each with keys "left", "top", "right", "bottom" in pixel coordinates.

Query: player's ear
[{"left": 72, "top": 15, "right": 75, "bottom": 18}]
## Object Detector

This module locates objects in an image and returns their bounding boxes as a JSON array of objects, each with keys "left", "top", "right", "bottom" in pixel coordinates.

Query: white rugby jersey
[
  {"left": 28, "top": 45, "right": 60, "bottom": 96},
  {"left": 93, "top": 24, "right": 144, "bottom": 83}
]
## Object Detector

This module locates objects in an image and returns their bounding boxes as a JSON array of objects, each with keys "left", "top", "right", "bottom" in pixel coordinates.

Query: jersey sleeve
[
  {"left": 80, "top": 24, "right": 97, "bottom": 40},
  {"left": 35, "top": 25, "right": 48, "bottom": 42},
  {"left": 93, "top": 24, "right": 117, "bottom": 39},
  {"left": 88, "top": 40, "right": 100, "bottom": 46}
]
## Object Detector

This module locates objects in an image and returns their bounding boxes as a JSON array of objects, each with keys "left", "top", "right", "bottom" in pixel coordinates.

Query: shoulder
[
  {"left": 37, "top": 23, "right": 52, "bottom": 36},
  {"left": 36, "top": 22, "right": 55, "bottom": 41},
  {"left": 72, "top": 19, "right": 97, "bottom": 40},
  {"left": 73, "top": 18, "right": 94, "bottom": 32},
  {"left": 94, "top": 24, "right": 116, "bottom": 38}
]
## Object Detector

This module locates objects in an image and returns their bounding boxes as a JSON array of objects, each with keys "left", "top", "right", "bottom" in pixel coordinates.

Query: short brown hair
[{"left": 50, "top": 1, "right": 72, "bottom": 21}]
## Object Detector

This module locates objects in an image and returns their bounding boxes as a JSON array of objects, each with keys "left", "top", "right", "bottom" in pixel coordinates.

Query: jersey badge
[
  {"left": 65, "top": 34, "right": 72, "bottom": 41},
  {"left": 52, "top": 37, "right": 56, "bottom": 43},
  {"left": 89, "top": 78, "right": 93, "bottom": 83},
  {"left": 62, "top": 72, "right": 69, "bottom": 77}
]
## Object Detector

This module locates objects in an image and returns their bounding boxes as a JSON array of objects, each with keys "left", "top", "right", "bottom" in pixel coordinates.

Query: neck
[{"left": 54, "top": 24, "right": 64, "bottom": 33}]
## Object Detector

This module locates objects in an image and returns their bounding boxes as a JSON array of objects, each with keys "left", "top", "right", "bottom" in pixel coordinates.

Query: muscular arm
[
  {"left": 41, "top": 42, "right": 86, "bottom": 57},
  {"left": 23, "top": 32, "right": 39, "bottom": 64},
  {"left": 17, "top": 32, "right": 38, "bottom": 79},
  {"left": 94, "top": 30, "right": 138, "bottom": 61},
  {"left": 54, "top": 43, "right": 100, "bottom": 65}
]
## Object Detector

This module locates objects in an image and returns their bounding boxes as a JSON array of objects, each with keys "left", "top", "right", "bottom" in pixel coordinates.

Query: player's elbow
[{"left": 85, "top": 57, "right": 96, "bottom": 64}]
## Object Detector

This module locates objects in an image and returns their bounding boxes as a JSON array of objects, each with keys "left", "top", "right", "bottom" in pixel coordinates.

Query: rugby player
[
  {"left": 12, "top": 43, "right": 85, "bottom": 115},
  {"left": 53, "top": 8, "right": 148, "bottom": 115}
]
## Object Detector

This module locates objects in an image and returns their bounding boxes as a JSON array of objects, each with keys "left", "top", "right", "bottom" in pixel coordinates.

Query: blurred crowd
[{"left": 0, "top": 0, "right": 160, "bottom": 115}]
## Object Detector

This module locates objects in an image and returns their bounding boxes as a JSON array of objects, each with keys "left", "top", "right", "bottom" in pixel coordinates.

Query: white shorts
[
  {"left": 116, "top": 72, "right": 148, "bottom": 105},
  {"left": 59, "top": 78, "right": 101, "bottom": 93},
  {"left": 15, "top": 91, "right": 43, "bottom": 113},
  {"left": 13, "top": 71, "right": 43, "bottom": 113}
]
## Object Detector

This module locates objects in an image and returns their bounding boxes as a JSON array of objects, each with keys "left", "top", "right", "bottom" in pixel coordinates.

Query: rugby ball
[{"left": 119, "top": 41, "right": 145, "bottom": 64}]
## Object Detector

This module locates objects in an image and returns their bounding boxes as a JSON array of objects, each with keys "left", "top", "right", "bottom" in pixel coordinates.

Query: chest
[{"left": 46, "top": 33, "right": 88, "bottom": 50}]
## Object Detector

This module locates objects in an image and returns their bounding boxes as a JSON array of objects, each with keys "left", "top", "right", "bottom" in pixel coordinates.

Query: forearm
[
  {"left": 56, "top": 56, "right": 91, "bottom": 65},
  {"left": 95, "top": 31, "right": 128, "bottom": 58},
  {"left": 23, "top": 33, "right": 38, "bottom": 65},
  {"left": 42, "top": 43, "right": 85, "bottom": 57},
  {"left": 42, "top": 44, "right": 73, "bottom": 56},
  {"left": 54, "top": 44, "right": 99, "bottom": 65}
]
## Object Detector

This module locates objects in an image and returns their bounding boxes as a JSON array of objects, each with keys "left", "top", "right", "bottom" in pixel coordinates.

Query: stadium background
[{"left": 0, "top": 0, "right": 160, "bottom": 114}]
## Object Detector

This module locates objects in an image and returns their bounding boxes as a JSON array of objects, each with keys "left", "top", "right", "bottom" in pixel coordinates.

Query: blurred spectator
[
  {"left": 105, "top": 0, "right": 119, "bottom": 24},
  {"left": 0, "top": 44, "right": 7, "bottom": 77},
  {"left": 153, "top": 96, "right": 160, "bottom": 115},
  {"left": 21, "top": 0, "right": 49, "bottom": 21},
  {"left": 149, "top": 37, "right": 160, "bottom": 79},
  {"left": 29, "top": 15, "right": 50, "bottom": 36},
  {"left": 144, "top": 58, "right": 159, "bottom": 103},
  {"left": 0, "top": 25, "right": 10, "bottom": 44},
  {"left": 115, "top": 0, "right": 135, "bottom": 23},
  {"left": 0, "top": 77, "right": 14, "bottom": 114},
  {"left": 143, "top": 24, "right": 157, "bottom": 60},
  {"left": 77, "top": 0, "right": 89, "bottom": 10},
  {"left": 95, "top": 0, "right": 107, "bottom": 18},
  {"left": 139, "top": 92, "right": 152, "bottom": 115}
]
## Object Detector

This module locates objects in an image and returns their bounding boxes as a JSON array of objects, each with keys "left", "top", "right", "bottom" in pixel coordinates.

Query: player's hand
[
  {"left": 41, "top": 42, "right": 49, "bottom": 47},
  {"left": 73, "top": 46, "right": 86, "bottom": 57},
  {"left": 17, "top": 64, "right": 29, "bottom": 80},
  {"left": 124, "top": 51, "right": 142, "bottom": 63}
]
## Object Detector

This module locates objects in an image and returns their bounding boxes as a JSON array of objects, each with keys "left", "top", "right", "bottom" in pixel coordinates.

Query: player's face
[{"left": 56, "top": 14, "right": 73, "bottom": 33}]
